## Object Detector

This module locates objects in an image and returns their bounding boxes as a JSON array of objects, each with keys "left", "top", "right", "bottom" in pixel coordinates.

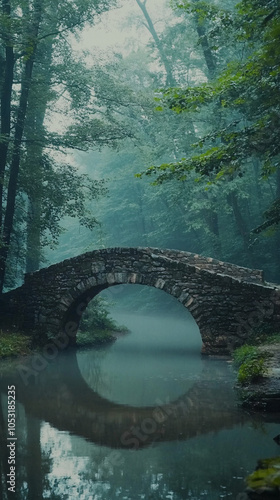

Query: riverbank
[
  {"left": 0, "top": 326, "right": 129, "bottom": 360},
  {"left": 235, "top": 341, "right": 280, "bottom": 412},
  {"left": 76, "top": 327, "right": 129, "bottom": 347},
  {"left": 0, "top": 330, "right": 33, "bottom": 358}
]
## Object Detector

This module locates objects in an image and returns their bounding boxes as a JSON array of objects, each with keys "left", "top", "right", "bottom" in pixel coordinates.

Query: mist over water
[
  {"left": 1, "top": 285, "right": 279, "bottom": 499},
  {"left": 77, "top": 310, "right": 203, "bottom": 406}
]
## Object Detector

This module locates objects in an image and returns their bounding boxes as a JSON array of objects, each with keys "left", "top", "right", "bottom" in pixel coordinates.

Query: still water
[{"left": 0, "top": 296, "right": 280, "bottom": 499}]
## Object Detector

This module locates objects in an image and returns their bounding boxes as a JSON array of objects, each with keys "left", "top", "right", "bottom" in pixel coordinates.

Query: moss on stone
[{"left": 246, "top": 457, "right": 280, "bottom": 497}]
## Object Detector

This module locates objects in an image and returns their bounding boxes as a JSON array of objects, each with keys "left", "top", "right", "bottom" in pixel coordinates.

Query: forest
[
  {"left": 0, "top": 2, "right": 280, "bottom": 498},
  {"left": 0, "top": 0, "right": 279, "bottom": 294}
]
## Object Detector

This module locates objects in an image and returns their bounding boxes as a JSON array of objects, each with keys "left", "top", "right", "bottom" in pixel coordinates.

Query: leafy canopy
[{"left": 139, "top": 0, "right": 280, "bottom": 232}]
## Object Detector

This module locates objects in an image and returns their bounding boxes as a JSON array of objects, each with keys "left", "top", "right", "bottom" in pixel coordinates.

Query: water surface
[{"left": 0, "top": 306, "right": 279, "bottom": 499}]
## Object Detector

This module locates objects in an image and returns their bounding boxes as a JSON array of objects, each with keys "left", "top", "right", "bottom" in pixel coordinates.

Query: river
[{"left": 0, "top": 288, "right": 279, "bottom": 499}]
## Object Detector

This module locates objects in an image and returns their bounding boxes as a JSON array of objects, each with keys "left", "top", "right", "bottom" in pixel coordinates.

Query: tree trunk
[
  {"left": 25, "top": 199, "right": 42, "bottom": 273},
  {"left": 0, "top": 0, "right": 14, "bottom": 229},
  {"left": 24, "top": 39, "right": 53, "bottom": 273},
  {"left": 203, "top": 207, "right": 222, "bottom": 257},
  {"left": 195, "top": 23, "right": 216, "bottom": 79},
  {"left": 276, "top": 168, "right": 280, "bottom": 199},
  {"left": 226, "top": 190, "right": 258, "bottom": 266},
  {"left": 135, "top": 0, "right": 176, "bottom": 86},
  {"left": 192, "top": 0, "right": 216, "bottom": 79},
  {"left": 0, "top": 0, "right": 43, "bottom": 292},
  {"left": 26, "top": 417, "right": 43, "bottom": 500},
  {"left": 135, "top": 183, "right": 148, "bottom": 245},
  {"left": 274, "top": 169, "right": 280, "bottom": 278}
]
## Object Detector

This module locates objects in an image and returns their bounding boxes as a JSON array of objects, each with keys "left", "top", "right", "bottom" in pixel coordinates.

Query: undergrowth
[
  {"left": 76, "top": 329, "right": 115, "bottom": 347},
  {"left": 233, "top": 344, "right": 270, "bottom": 386},
  {"left": 0, "top": 331, "right": 32, "bottom": 358},
  {"left": 245, "top": 324, "right": 280, "bottom": 346},
  {"left": 76, "top": 296, "right": 129, "bottom": 347},
  {"left": 233, "top": 324, "right": 280, "bottom": 386}
]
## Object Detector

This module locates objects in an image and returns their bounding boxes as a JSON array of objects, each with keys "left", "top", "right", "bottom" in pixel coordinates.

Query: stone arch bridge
[{"left": 1, "top": 247, "right": 280, "bottom": 355}]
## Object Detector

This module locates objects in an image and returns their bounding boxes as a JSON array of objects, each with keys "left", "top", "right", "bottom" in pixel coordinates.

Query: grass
[
  {"left": 233, "top": 330, "right": 280, "bottom": 386},
  {"left": 0, "top": 322, "right": 129, "bottom": 358},
  {"left": 0, "top": 330, "right": 32, "bottom": 358}
]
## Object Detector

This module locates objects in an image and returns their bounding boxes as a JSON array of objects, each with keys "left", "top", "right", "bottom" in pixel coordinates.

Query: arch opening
[
  {"left": 60, "top": 276, "right": 203, "bottom": 350},
  {"left": 75, "top": 284, "right": 203, "bottom": 407}
]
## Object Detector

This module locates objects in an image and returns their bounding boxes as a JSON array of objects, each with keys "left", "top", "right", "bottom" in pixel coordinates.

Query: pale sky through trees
[{"left": 74, "top": 0, "right": 171, "bottom": 60}]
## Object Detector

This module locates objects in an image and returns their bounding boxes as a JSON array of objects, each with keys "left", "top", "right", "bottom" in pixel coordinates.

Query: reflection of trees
[
  {"left": 0, "top": 353, "right": 278, "bottom": 499},
  {"left": 26, "top": 418, "right": 42, "bottom": 500},
  {"left": 0, "top": 394, "right": 58, "bottom": 500}
]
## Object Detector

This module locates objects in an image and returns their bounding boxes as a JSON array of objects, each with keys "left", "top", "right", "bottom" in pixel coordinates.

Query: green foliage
[
  {"left": 0, "top": 331, "right": 32, "bottom": 358},
  {"left": 139, "top": 0, "right": 280, "bottom": 234},
  {"left": 0, "top": 0, "right": 118, "bottom": 290},
  {"left": 246, "top": 457, "right": 280, "bottom": 491},
  {"left": 79, "top": 297, "right": 118, "bottom": 332},
  {"left": 20, "top": 157, "right": 107, "bottom": 248},
  {"left": 233, "top": 344, "right": 270, "bottom": 386},
  {"left": 76, "top": 297, "right": 128, "bottom": 346},
  {"left": 76, "top": 329, "right": 114, "bottom": 347},
  {"left": 263, "top": 333, "right": 280, "bottom": 345},
  {"left": 233, "top": 344, "right": 259, "bottom": 368},
  {"left": 45, "top": 8, "right": 280, "bottom": 283},
  {"left": 237, "top": 356, "right": 267, "bottom": 386},
  {"left": 244, "top": 324, "right": 280, "bottom": 346}
]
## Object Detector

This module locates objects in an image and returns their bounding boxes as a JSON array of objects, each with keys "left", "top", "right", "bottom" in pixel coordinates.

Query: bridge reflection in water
[
  {"left": 1, "top": 350, "right": 249, "bottom": 451},
  {"left": 1, "top": 346, "right": 280, "bottom": 500}
]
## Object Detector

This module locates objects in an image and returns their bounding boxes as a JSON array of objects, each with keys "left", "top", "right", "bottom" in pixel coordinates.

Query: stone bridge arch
[
  {"left": 58, "top": 270, "right": 201, "bottom": 347},
  {"left": 1, "top": 247, "right": 279, "bottom": 355}
]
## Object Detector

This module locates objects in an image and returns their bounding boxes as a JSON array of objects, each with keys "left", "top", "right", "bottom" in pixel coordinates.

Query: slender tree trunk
[
  {"left": 226, "top": 190, "right": 257, "bottom": 266},
  {"left": 26, "top": 200, "right": 42, "bottom": 273},
  {"left": 0, "top": 1, "right": 43, "bottom": 292},
  {"left": 227, "top": 191, "right": 249, "bottom": 246},
  {"left": 24, "top": 40, "right": 53, "bottom": 273},
  {"left": 195, "top": 23, "right": 216, "bottom": 79},
  {"left": 191, "top": 0, "right": 216, "bottom": 79},
  {"left": 252, "top": 158, "right": 263, "bottom": 209},
  {"left": 203, "top": 207, "right": 222, "bottom": 257},
  {"left": 276, "top": 168, "right": 280, "bottom": 199},
  {"left": 135, "top": 183, "right": 148, "bottom": 245},
  {"left": 135, "top": 0, "right": 176, "bottom": 86},
  {"left": 0, "top": 0, "right": 14, "bottom": 230},
  {"left": 274, "top": 169, "right": 280, "bottom": 278}
]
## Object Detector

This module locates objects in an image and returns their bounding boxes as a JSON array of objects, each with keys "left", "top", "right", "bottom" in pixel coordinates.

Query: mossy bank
[{"left": 233, "top": 334, "right": 280, "bottom": 412}]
